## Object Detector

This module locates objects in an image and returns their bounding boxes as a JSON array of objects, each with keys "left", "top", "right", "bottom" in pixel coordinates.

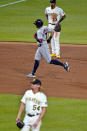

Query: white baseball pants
[
  {"left": 21, "top": 115, "right": 42, "bottom": 131},
  {"left": 49, "top": 24, "right": 60, "bottom": 55}
]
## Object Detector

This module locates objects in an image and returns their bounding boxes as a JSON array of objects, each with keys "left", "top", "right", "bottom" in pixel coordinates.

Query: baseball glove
[
  {"left": 54, "top": 23, "right": 61, "bottom": 32},
  {"left": 16, "top": 120, "right": 24, "bottom": 129}
]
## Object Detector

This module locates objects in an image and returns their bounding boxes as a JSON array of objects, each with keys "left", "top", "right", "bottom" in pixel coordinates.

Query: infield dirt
[{"left": 0, "top": 42, "right": 87, "bottom": 99}]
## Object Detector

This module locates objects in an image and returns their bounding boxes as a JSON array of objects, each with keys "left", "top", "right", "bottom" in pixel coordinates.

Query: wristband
[{"left": 59, "top": 17, "right": 64, "bottom": 23}]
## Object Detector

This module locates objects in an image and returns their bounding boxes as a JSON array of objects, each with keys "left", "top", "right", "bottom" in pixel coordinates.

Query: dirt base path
[{"left": 0, "top": 42, "right": 87, "bottom": 99}]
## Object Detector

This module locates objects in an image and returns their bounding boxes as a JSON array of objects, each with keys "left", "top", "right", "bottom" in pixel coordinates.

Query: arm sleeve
[
  {"left": 41, "top": 94, "right": 48, "bottom": 107},
  {"left": 21, "top": 92, "right": 27, "bottom": 104},
  {"left": 59, "top": 8, "right": 65, "bottom": 16}
]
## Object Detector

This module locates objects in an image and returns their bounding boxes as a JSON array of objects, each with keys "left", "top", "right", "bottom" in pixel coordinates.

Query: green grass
[
  {"left": 0, "top": 0, "right": 87, "bottom": 44},
  {"left": 0, "top": 94, "right": 87, "bottom": 131}
]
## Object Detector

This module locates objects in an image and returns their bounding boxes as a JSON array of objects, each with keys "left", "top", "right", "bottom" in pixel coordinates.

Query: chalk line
[{"left": 0, "top": 0, "right": 25, "bottom": 8}]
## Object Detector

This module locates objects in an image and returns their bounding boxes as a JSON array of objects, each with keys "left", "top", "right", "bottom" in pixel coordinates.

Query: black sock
[
  {"left": 50, "top": 59, "right": 64, "bottom": 67},
  {"left": 32, "top": 60, "right": 39, "bottom": 75}
]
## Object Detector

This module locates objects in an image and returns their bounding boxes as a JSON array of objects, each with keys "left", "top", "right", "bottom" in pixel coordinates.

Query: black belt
[
  {"left": 49, "top": 23, "right": 56, "bottom": 25},
  {"left": 27, "top": 113, "right": 40, "bottom": 117}
]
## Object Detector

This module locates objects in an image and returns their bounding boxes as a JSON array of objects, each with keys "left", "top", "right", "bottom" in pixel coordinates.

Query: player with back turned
[
  {"left": 26, "top": 19, "right": 69, "bottom": 78},
  {"left": 45, "top": 0, "right": 66, "bottom": 58}
]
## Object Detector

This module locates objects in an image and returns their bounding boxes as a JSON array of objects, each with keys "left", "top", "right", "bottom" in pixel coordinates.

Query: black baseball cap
[
  {"left": 32, "top": 79, "right": 41, "bottom": 86},
  {"left": 33, "top": 19, "right": 43, "bottom": 28},
  {"left": 50, "top": 0, "right": 56, "bottom": 3}
]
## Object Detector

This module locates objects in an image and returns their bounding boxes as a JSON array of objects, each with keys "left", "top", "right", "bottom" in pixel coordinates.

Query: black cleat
[{"left": 64, "top": 62, "right": 69, "bottom": 72}]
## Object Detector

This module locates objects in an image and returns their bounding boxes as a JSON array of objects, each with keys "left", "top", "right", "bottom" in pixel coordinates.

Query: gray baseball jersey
[{"left": 35, "top": 26, "right": 53, "bottom": 63}]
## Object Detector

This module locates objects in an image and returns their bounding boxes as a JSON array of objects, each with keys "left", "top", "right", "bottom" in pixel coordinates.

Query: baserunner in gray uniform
[{"left": 27, "top": 19, "right": 69, "bottom": 78}]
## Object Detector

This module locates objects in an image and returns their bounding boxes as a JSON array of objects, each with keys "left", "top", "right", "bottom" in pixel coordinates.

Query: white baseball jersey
[
  {"left": 21, "top": 90, "right": 48, "bottom": 115},
  {"left": 45, "top": 6, "right": 65, "bottom": 24}
]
